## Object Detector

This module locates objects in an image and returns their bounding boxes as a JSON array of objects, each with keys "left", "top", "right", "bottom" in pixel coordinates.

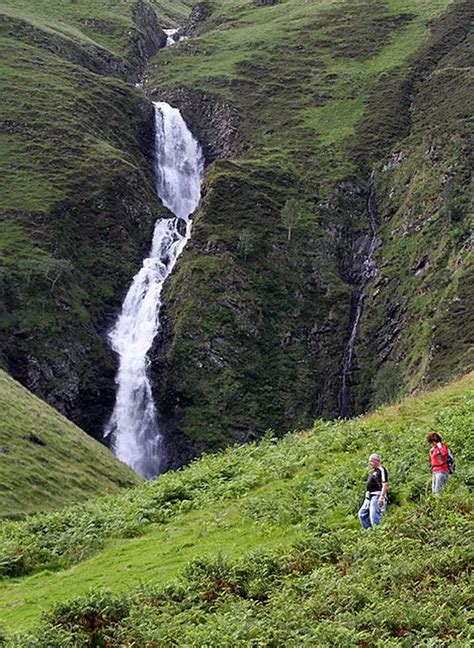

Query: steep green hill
[
  {"left": 0, "top": 0, "right": 193, "bottom": 438},
  {"left": 0, "top": 374, "right": 472, "bottom": 643},
  {"left": 0, "top": 370, "right": 141, "bottom": 519},
  {"left": 145, "top": 0, "right": 473, "bottom": 459}
]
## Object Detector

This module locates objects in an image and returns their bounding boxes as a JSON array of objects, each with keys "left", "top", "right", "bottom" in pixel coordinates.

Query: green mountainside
[
  {"left": 0, "top": 374, "right": 472, "bottom": 643},
  {"left": 0, "top": 370, "right": 140, "bottom": 519},
  {"left": 147, "top": 0, "right": 473, "bottom": 456},
  {"left": 1, "top": 0, "right": 472, "bottom": 462},
  {"left": 1, "top": 2, "right": 472, "bottom": 643},
  {"left": 0, "top": 0, "right": 192, "bottom": 438}
]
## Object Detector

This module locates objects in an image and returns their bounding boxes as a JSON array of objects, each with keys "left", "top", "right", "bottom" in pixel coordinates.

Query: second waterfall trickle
[{"left": 105, "top": 102, "right": 204, "bottom": 478}]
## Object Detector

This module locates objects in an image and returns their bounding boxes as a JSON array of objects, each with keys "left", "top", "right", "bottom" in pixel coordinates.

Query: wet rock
[
  {"left": 176, "top": 218, "right": 187, "bottom": 236},
  {"left": 150, "top": 86, "right": 245, "bottom": 163}
]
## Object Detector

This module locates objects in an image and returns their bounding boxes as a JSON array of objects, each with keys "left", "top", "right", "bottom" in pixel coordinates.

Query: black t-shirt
[{"left": 366, "top": 466, "right": 388, "bottom": 493}]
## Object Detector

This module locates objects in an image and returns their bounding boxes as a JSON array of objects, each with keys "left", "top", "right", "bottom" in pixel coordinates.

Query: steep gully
[
  {"left": 338, "top": 173, "right": 378, "bottom": 417},
  {"left": 105, "top": 102, "right": 204, "bottom": 478}
]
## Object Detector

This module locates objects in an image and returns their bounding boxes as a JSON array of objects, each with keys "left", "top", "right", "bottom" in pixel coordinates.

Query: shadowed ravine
[{"left": 338, "top": 174, "right": 378, "bottom": 418}]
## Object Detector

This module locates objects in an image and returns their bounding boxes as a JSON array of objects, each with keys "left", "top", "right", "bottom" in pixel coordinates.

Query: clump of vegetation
[
  {"left": 23, "top": 508, "right": 471, "bottom": 646},
  {"left": 280, "top": 198, "right": 308, "bottom": 242},
  {"left": 237, "top": 227, "right": 257, "bottom": 261}
]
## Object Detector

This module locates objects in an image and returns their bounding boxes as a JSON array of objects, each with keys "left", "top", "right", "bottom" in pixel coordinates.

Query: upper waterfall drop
[{"left": 104, "top": 102, "right": 204, "bottom": 478}]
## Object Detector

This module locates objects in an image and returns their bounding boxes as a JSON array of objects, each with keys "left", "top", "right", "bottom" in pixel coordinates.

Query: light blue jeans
[
  {"left": 432, "top": 471, "right": 449, "bottom": 495},
  {"left": 358, "top": 492, "right": 386, "bottom": 529}
]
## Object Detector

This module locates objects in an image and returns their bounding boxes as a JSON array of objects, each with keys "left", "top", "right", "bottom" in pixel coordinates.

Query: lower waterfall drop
[{"left": 105, "top": 102, "right": 204, "bottom": 478}]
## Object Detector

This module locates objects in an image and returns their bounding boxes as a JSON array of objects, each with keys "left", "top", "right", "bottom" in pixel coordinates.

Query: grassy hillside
[
  {"left": 0, "top": 0, "right": 193, "bottom": 58},
  {"left": 0, "top": 374, "right": 471, "bottom": 643},
  {"left": 0, "top": 370, "right": 141, "bottom": 520},
  {"left": 145, "top": 0, "right": 473, "bottom": 455}
]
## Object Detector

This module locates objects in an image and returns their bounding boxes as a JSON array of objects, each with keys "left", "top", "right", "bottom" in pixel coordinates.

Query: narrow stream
[{"left": 338, "top": 173, "right": 378, "bottom": 417}]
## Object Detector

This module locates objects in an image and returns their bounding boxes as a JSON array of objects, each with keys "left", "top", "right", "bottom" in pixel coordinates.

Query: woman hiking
[{"left": 426, "top": 431, "right": 450, "bottom": 495}]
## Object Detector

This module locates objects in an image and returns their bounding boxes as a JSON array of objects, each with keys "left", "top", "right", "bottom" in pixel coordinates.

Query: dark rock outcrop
[
  {"left": 179, "top": 2, "right": 213, "bottom": 38},
  {"left": 150, "top": 86, "right": 245, "bottom": 163},
  {"left": 130, "top": 1, "right": 167, "bottom": 73}
]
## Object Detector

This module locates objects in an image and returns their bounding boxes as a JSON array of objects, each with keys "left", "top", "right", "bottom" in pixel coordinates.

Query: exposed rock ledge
[
  {"left": 179, "top": 2, "right": 213, "bottom": 38},
  {"left": 149, "top": 86, "right": 245, "bottom": 163},
  {"left": 130, "top": 0, "right": 167, "bottom": 75}
]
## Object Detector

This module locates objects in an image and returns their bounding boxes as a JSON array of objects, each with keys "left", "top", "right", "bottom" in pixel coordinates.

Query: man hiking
[
  {"left": 426, "top": 431, "right": 450, "bottom": 494},
  {"left": 358, "top": 453, "right": 388, "bottom": 529}
]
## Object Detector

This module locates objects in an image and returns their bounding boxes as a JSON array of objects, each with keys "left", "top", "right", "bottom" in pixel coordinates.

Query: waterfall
[
  {"left": 104, "top": 102, "right": 204, "bottom": 478},
  {"left": 163, "top": 29, "right": 181, "bottom": 46},
  {"left": 338, "top": 173, "right": 378, "bottom": 417}
]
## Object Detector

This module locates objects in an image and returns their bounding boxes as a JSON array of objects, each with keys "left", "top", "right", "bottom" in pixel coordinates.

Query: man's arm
[{"left": 379, "top": 467, "right": 388, "bottom": 505}]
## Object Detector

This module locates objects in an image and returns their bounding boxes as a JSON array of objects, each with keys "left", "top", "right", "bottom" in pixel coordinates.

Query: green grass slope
[
  {"left": 0, "top": 373, "right": 472, "bottom": 644},
  {"left": 144, "top": 0, "right": 473, "bottom": 450},
  {"left": 0, "top": 0, "right": 193, "bottom": 58},
  {"left": 0, "top": 370, "right": 141, "bottom": 520}
]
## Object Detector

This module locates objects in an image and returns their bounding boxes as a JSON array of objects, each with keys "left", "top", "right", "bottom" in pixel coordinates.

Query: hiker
[
  {"left": 427, "top": 431, "right": 450, "bottom": 494},
  {"left": 358, "top": 453, "right": 388, "bottom": 530}
]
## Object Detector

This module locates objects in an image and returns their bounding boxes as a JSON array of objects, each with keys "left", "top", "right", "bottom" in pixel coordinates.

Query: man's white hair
[{"left": 369, "top": 453, "right": 381, "bottom": 462}]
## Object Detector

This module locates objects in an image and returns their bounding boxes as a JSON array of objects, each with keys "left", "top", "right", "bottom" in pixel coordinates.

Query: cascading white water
[
  {"left": 105, "top": 102, "right": 204, "bottom": 478},
  {"left": 163, "top": 28, "right": 180, "bottom": 46}
]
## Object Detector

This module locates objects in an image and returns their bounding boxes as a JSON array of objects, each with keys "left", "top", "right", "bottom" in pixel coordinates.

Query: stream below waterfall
[{"left": 104, "top": 102, "right": 204, "bottom": 478}]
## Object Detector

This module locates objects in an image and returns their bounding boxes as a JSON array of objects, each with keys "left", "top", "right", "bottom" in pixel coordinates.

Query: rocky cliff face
[
  {"left": 353, "top": 0, "right": 473, "bottom": 410},
  {"left": 150, "top": 87, "right": 244, "bottom": 163},
  {"left": 147, "top": 164, "right": 377, "bottom": 467},
  {"left": 179, "top": 2, "right": 213, "bottom": 38},
  {"left": 130, "top": 1, "right": 168, "bottom": 76}
]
